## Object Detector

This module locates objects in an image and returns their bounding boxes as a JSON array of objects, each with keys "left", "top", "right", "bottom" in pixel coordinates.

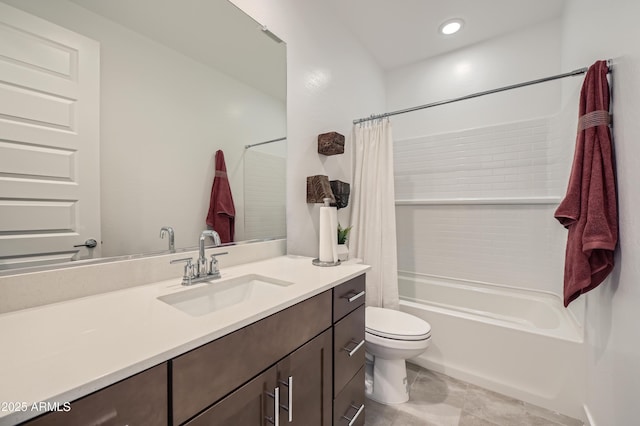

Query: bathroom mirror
[{"left": 0, "top": 0, "right": 286, "bottom": 272}]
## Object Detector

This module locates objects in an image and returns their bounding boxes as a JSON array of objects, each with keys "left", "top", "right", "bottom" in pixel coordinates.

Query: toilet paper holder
[{"left": 313, "top": 197, "right": 341, "bottom": 267}]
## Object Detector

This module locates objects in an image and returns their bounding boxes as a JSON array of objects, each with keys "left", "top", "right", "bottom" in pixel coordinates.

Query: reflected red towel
[
  {"left": 206, "top": 150, "right": 235, "bottom": 243},
  {"left": 554, "top": 60, "right": 617, "bottom": 307}
]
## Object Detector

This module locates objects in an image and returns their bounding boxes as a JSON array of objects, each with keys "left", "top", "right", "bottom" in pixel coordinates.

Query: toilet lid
[{"left": 366, "top": 306, "right": 431, "bottom": 341}]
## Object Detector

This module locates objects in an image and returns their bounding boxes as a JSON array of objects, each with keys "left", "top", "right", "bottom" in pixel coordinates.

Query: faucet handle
[
  {"left": 170, "top": 257, "right": 194, "bottom": 285},
  {"left": 208, "top": 252, "right": 228, "bottom": 278}
]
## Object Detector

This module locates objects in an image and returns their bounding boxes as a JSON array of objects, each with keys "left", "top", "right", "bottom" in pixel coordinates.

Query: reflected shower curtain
[{"left": 349, "top": 119, "right": 399, "bottom": 309}]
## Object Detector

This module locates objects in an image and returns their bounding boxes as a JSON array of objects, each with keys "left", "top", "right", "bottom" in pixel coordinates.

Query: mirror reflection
[{"left": 0, "top": 0, "right": 287, "bottom": 271}]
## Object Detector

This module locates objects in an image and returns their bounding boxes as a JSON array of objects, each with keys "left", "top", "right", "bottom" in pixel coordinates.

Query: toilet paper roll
[{"left": 319, "top": 205, "right": 339, "bottom": 263}]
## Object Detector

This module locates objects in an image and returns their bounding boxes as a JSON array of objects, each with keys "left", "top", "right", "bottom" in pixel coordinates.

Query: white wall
[
  {"left": 387, "top": 20, "right": 573, "bottom": 297},
  {"left": 2, "top": 0, "right": 286, "bottom": 256},
  {"left": 561, "top": 1, "right": 640, "bottom": 424},
  {"left": 387, "top": 19, "right": 564, "bottom": 140},
  {"left": 229, "top": 0, "right": 387, "bottom": 257}
]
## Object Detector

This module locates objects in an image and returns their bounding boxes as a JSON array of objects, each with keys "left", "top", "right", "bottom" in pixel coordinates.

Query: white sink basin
[{"left": 157, "top": 274, "right": 294, "bottom": 317}]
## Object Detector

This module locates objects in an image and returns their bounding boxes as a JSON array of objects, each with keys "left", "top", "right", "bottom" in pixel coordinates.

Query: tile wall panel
[
  {"left": 394, "top": 117, "right": 570, "bottom": 200},
  {"left": 394, "top": 117, "right": 574, "bottom": 296}
]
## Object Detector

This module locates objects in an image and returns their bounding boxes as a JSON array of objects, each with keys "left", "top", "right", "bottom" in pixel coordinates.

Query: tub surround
[{"left": 0, "top": 254, "right": 369, "bottom": 425}]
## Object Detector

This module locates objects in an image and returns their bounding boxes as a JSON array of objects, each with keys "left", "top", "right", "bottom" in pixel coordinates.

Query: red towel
[
  {"left": 554, "top": 60, "right": 617, "bottom": 307},
  {"left": 206, "top": 150, "right": 236, "bottom": 243}
]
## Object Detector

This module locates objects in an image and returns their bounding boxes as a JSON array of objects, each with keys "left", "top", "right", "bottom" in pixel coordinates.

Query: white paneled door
[{"left": 0, "top": 3, "right": 100, "bottom": 269}]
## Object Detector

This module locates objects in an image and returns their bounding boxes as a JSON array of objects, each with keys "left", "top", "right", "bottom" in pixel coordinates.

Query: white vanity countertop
[{"left": 0, "top": 255, "right": 369, "bottom": 425}]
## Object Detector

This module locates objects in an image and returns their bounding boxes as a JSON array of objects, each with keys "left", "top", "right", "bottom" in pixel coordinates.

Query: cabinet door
[
  {"left": 22, "top": 364, "right": 167, "bottom": 426},
  {"left": 277, "top": 329, "right": 332, "bottom": 426},
  {"left": 185, "top": 366, "right": 278, "bottom": 426}
]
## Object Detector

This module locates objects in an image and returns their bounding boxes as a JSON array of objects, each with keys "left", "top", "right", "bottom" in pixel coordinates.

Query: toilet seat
[
  {"left": 365, "top": 331, "right": 431, "bottom": 351},
  {"left": 366, "top": 306, "right": 431, "bottom": 341}
]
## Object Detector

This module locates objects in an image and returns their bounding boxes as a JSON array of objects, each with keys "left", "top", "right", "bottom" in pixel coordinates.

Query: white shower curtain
[{"left": 349, "top": 119, "right": 399, "bottom": 309}]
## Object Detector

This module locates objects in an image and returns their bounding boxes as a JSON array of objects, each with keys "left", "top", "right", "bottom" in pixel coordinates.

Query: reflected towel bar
[{"left": 245, "top": 136, "right": 286, "bottom": 149}]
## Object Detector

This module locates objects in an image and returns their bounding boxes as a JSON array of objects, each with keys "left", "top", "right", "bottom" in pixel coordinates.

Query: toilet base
[{"left": 367, "top": 357, "right": 409, "bottom": 404}]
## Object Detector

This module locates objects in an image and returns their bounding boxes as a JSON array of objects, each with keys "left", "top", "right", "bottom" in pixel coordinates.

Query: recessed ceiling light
[{"left": 439, "top": 19, "right": 464, "bottom": 35}]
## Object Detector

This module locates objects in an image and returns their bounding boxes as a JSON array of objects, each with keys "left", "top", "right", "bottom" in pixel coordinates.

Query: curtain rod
[
  {"left": 244, "top": 136, "right": 286, "bottom": 149},
  {"left": 353, "top": 62, "right": 612, "bottom": 125}
]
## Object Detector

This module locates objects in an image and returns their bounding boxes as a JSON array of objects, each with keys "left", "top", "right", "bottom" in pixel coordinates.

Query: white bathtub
[{"left": 398, "top": 271, "right": 585, "bottom": 420}]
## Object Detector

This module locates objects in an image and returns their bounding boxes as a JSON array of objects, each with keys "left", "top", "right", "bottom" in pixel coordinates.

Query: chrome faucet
[
  {"left": 169, "top": 230, "right": 227, "bottom": 286},
  {"left": 159, "top": 226, "right": 175, "bottom": 252},
  {"left": 198, "top": 230, "right": 221, "bottom": 276}
]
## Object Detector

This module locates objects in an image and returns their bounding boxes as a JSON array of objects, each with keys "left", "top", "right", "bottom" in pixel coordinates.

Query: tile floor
[{"left": 365, "top": 363, "right": 584, "bottom": 426}]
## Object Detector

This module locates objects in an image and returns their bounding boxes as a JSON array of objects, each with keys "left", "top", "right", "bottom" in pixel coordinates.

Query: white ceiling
[
  {"left": 70, "top": 0, "right": 286, "bottom": 101},
  {"left": 327, "top": 0, "right": 566, "bottom": 70},
  {"left": 67, "top": 0, "right": 566, "bottom": 97}
]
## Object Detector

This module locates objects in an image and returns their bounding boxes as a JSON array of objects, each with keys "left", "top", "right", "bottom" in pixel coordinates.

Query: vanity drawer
[
  {"left": 333, "top": 274, "right": 365, "bottom": 322},
  {"left": 172, "top": 290, "right": 332, "bottom": 425},
  {"left": 22, "top": 364, "right": 167, "bottom": 426},
  {"left": 333, "top": 304, "right": 365, "bottom": 397},
  {"left": 333, "top": 367, "right": 365, "bottom": 426}
]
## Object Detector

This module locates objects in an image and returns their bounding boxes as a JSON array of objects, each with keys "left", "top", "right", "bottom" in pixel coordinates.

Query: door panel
[{"left": 0, "top": 2, "right": 100, "bottom": 268}]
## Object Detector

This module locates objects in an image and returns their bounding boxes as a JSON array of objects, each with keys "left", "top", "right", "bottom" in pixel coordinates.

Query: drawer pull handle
[
  {"left": 342, "top": 339, "right": 365, "bottom": 357},
  {"left": 342, "top": 290, "right": 365, "bottom": 303},
  {"left": 279, "top": 375, "right": 293, "bottom": 422},
  {"left": 266, "top": 386, "right": 280, "bottom": 425},
  {"left": 342, "top": 403, "right": 365, "bottom": 426}
]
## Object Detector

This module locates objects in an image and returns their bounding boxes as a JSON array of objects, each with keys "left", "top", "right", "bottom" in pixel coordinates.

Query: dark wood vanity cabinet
[
  {"left": 22, "top": 363, "right": 168, "bottom": 426},
  {"left": 179, "top": 274, "right": 366, "bottom": 426},
  {"left": 332, "top": 275, "right": 366, "bottom": 426},
  {"left": 185, "top": 329, "right": 333, "bottom": 426},
  {"left": 172, "top": 290, "right": 333, "bottom": 425},
  {"left": 20, "top": 273, "right": 366, "bottom": 426}
]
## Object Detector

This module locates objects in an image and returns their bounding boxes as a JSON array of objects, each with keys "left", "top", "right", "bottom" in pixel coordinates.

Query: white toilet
[{"left": 365, "top": 306, "right": 432, "bottom": 404}]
